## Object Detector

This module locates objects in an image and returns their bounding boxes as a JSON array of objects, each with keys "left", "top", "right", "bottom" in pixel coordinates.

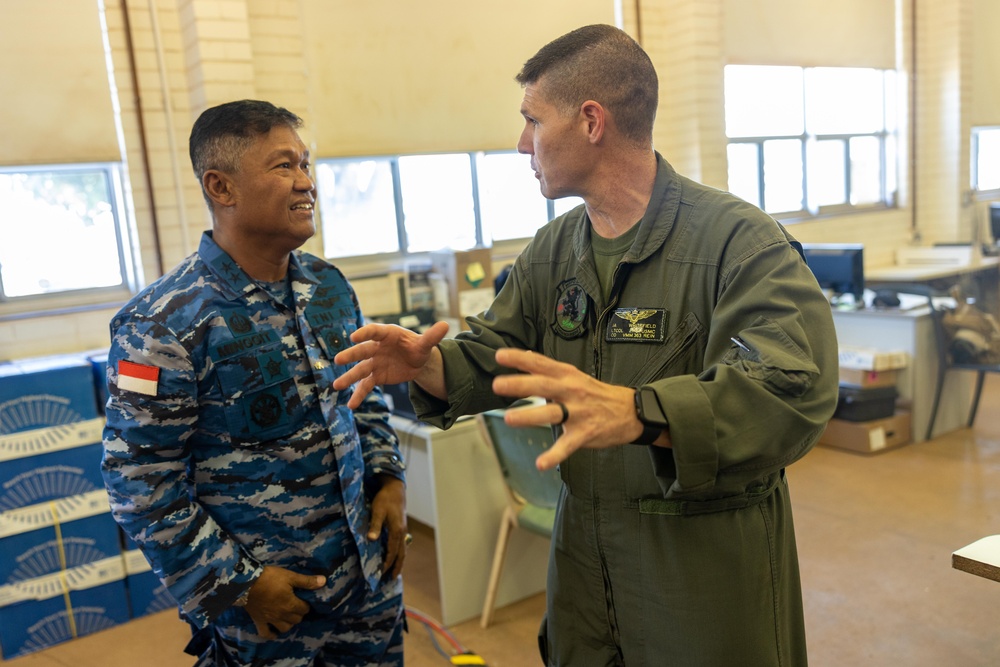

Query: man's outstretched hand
[{"left": 333, "top": 321, "right": 450, "bottom": 408}]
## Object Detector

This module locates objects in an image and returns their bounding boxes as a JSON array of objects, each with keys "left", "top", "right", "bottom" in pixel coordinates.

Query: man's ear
[
  {"left": 203, "top": 170, "right": 235, "bottom": 207},
  {"left": 580, "top": 100, "right": 606, "bottom": 145}
]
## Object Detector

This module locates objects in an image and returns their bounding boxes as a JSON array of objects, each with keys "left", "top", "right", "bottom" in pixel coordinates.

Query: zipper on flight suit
[{"left": 592, "top": 260, "right": 630, "bottom": 379}]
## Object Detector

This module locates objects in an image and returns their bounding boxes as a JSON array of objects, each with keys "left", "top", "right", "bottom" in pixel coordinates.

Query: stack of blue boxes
[{"left": 0, "top": 353, "right": 129, "bottom": 659}]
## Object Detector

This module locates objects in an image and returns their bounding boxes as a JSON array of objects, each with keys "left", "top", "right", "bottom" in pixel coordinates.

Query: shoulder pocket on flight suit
[{"left": 723, "top": 316, "right": 819, "bottom": 397}]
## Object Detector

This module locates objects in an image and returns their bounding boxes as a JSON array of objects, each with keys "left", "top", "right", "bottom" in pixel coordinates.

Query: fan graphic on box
[
  {"left": 0, "top": 419, "right": 105, "bottom": 511},
  {"left": 20, "top": 607, "right": 120, "bottom": 655},
  {"left": 7, "top": 538, "right": 111, "bottom": 584},
  {"left": 0, "top": 467, "right": 97, "bottom": 512},
  {"left": 0, "top": 396, "right": 88, "bottom": 435}
]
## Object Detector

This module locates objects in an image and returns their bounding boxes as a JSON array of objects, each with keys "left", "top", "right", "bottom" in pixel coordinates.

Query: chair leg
[
  {"left": 481, "top": 507, "right": 516, "bottom": 629},
  {"left": 926, "top": 365, "right": 947, "bottom": 442},
  {"left": 968, "top": 371, "right": 987, "bottom": 427}
]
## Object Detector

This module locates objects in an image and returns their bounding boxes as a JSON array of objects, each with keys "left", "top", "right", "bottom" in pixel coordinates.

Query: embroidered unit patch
[{"left": 553, "top": 279, "right": 588, "bottom": 339}]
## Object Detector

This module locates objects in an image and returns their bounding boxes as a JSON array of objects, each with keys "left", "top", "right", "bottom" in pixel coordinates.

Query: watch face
[{"left": 638, "top": 387, "right": 669, "bottom": 427}]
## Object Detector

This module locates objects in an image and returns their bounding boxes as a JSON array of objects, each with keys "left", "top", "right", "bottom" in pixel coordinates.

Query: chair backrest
[
  {"left": 477, "top": 409, "right": 562, "bottom": 510},
  {"left": 870, "top": 282, "right": 951, "bottom": 367}
]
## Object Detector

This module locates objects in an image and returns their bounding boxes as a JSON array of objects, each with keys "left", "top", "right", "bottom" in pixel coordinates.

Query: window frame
[
  {"left": 724, "top": 65, "right": 898, "bottom": 221},
  {"left": 0, "top": 161, "right": 138, "bottom": 318},
  {"left": 972, "top": 126, "right": 1000, "bottom": 198},
  {"left": 314, "top": 150, "right": 568, "bottom": 263}
]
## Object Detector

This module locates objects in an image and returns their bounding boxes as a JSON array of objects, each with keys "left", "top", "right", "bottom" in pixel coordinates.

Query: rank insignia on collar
[{"left": 553, "top": 279, "right": 588, "bottom": 339}]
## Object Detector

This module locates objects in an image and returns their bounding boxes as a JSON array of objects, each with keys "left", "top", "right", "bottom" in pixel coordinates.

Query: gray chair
[
  {"left": 476, "top": 408, "right": 561, "bottom": 629},
  {"left": 876, "top": 283, "right": 1000, "bottom": 440}
]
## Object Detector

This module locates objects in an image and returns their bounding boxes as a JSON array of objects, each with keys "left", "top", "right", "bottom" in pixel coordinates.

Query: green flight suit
[{"left": 412, "top": 154, "right": 839, "bottom": 666}]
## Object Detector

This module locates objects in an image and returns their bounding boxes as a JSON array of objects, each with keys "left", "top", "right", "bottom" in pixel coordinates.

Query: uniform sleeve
[
  {"left": 101, "top": 314, "right": 263, "bottom": 628},
  {"left": 649, "top": 238, "right": 840, "bottom": 497},
  {"left": 345, "top": 291, "right": 406, "bottom": 488}
]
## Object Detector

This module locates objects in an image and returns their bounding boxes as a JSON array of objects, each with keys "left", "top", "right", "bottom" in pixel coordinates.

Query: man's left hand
[
  {"left": 368, "top": 475, "right": 407, "bottom": 579},
  {"left": 492, "top": 348, "right": 669, "bottom": 471}
]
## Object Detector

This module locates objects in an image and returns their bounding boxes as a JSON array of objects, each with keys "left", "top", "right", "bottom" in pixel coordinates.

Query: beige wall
[{"left": 1, "top": 0, "right": 997, "bottom": 360}]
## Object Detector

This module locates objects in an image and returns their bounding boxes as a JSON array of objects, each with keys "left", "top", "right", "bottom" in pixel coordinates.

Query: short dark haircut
[
  {"left": 189, "top": 100, "right": 302, "bottom": 204},
  {"left": 515, "top": 24, "right": 657, "bottom": 146}
]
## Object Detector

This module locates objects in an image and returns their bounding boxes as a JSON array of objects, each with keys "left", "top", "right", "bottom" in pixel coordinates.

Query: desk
[
  {"left": 953, "top": 535, "right": 1000, "bottom": 583},
  {"left": 391, "top": 415, "right": 550, "bottom": 626},
  {"left": 866, "top": 257, "right": 1000, "bottom": 315},
  {"left": 831, "top": 307, "right": 972, "bottom": 442}
]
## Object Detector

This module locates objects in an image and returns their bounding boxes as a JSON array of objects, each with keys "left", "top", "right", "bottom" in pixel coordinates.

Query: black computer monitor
[
  {"left": 801, "top": 243, "right": 865, "bottom": 305},
  {"left": 990, "top": 203, "right": 1000, "bottom": 246}
]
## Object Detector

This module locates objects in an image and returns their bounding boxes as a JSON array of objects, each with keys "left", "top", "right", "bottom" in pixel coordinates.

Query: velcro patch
[{"left": 606, "top": 307, "right": 666, "bottom": 343}]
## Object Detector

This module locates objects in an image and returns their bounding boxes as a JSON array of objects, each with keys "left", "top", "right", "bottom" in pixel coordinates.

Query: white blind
[
  {"left": 0, "top": 0, "right": 120, "bottom": 165},
  {"left": 723, "top": 0, "right": 896, "bottom": 69},
  {"left": 301, "top": 0, "right": 615, "bottom": 157},
  {"left": 972, "top": 0, "right": 1000, "bottom": 126}
]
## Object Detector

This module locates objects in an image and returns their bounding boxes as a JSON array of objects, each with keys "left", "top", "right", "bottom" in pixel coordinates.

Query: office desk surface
[
  {"left": 953, "top": 535, "right": 1000, "bottom": 583},
  {"left": 866, "top": 257, "right": 999, "bottom": 282}
]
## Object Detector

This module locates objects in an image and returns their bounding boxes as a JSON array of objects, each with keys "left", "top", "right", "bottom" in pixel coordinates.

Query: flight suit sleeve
[
  {"left": 101, "top": 313, "right": 263, "bottom": 628},
  {"left": 648, "top": 238, "right": 840, "bottom": 497}
]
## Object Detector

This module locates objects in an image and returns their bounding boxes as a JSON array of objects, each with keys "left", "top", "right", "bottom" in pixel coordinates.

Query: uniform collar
[
  {"left": 197, "top": 231, "right": 319, "bottom": 302},
  {"left": 571, "top": 152, "right": 681, "bottom": 266}
]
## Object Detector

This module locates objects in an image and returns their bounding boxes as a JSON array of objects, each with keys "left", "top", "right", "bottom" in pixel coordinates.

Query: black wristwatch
[{"left": 633, "top": 385, "right": 668, "bottom": 445}]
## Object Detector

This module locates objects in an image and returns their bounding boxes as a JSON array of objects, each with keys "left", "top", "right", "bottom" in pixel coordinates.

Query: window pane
[
  {"left": 0, "top": 168, "right": 124, "bottom": 297},
  {"left": 727, "top": 143, "right": 760, "bottom": 207},
  {"left": 763, "top": 139, "right": 803, "bottom": 213},
  {"left": 806, "top": 68, "right": 885, "bottom": 135},
  {"left": 477, "top": 152, "right": 549, "bottom": 242},
  {"left": 975, "top": 128, "right": 1000, "bottom": 191},
  {"left": 316, "top": 159, "right": 398, "bottom": 258},
  {"left": 850, "top": 136, "right": 883, "bottom": 205},
  {"left": 725, "top": 65, "right": 804, "bottom": 138},
  {"left": 398, "top": 154, "right": 477, "bottom": 253},
  {"left": 552, "top": 196, "right": 585, "bottom": 217},
  {"left": 808, "top": 139, "right": 847, "bottom": 207}
]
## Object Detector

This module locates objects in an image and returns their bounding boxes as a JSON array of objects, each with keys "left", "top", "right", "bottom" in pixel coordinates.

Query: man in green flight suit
[{"left": 334, "top": 24, "right": 838, "bottom": 666}]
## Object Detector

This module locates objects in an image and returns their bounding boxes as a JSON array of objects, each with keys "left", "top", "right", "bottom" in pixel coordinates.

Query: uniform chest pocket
[
  {"left": 214, "top": 343, "right": 304, "bottom": 443},
  {"left": 628, "top": 311, "right": 707, "bottom": 387}
]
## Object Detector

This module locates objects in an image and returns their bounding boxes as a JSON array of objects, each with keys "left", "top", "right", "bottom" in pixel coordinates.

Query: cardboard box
[
  {"left": 0, "top": 555, "right": 128, "bottom": 659},
  {"left": 122, "top": 549, "right": 176, "bottom": 618},
  {"left": 838, "top": 346, "right": 909, "bottom": 371},
  {"left": 0, "top": 491, "right": 121, "bottom": 585},
  {"left": 430, "top": 248, "right": 494, "bottom": 329},
  {"left": 0, "top": 418, "right": 105, "bottom": 511},
  {"left": 838, "top": 368, "right": 899, "bottom": 389},
  {"left": 0, "top": 354, "right": 99, "bottom": 434},
  {"left": 820, "top": 411, "right": 912, "bottom": 454}
]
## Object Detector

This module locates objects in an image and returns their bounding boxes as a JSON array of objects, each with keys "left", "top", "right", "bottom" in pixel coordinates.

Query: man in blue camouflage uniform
[{"left": 102, "top": 100, "right": 407, "bottom": 666}]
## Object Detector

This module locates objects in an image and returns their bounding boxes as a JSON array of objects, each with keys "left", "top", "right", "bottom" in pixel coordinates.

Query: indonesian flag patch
[{"left": 118, "top": 360, "right": 160, "bottom": 396}]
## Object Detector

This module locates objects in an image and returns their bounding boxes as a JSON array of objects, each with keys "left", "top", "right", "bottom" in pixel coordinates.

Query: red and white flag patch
[{"left": 118, "top": 360, "right": 160, "bottom": 396}]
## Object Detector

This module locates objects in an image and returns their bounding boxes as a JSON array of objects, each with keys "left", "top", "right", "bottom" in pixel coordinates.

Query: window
[
  {"left": 725, "top": 65, "right": 898, "bottom": 218},
  {"left": 315, "top": 151, "right": 572, "bottom": 259},
  {"left": 972, "top": 127, "right": 1000, "bottom": 193},
  {"left": 0, "top": 163, "right": 134, "bottom": 302}
]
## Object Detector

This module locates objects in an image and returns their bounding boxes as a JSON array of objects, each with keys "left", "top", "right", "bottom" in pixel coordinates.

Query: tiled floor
[{"left": 6, "top": 376, "right": 1000, "bottom": 666}]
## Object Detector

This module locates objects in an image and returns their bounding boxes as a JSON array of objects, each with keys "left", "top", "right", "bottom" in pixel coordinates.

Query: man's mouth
[{"left": 291, "top": 202, "right": 313, "bottom": 211}]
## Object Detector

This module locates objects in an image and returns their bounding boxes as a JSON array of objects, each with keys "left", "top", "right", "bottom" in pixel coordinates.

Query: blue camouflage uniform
[{"left": 102, "top": 231, "right": 405, "bottom": 666}]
